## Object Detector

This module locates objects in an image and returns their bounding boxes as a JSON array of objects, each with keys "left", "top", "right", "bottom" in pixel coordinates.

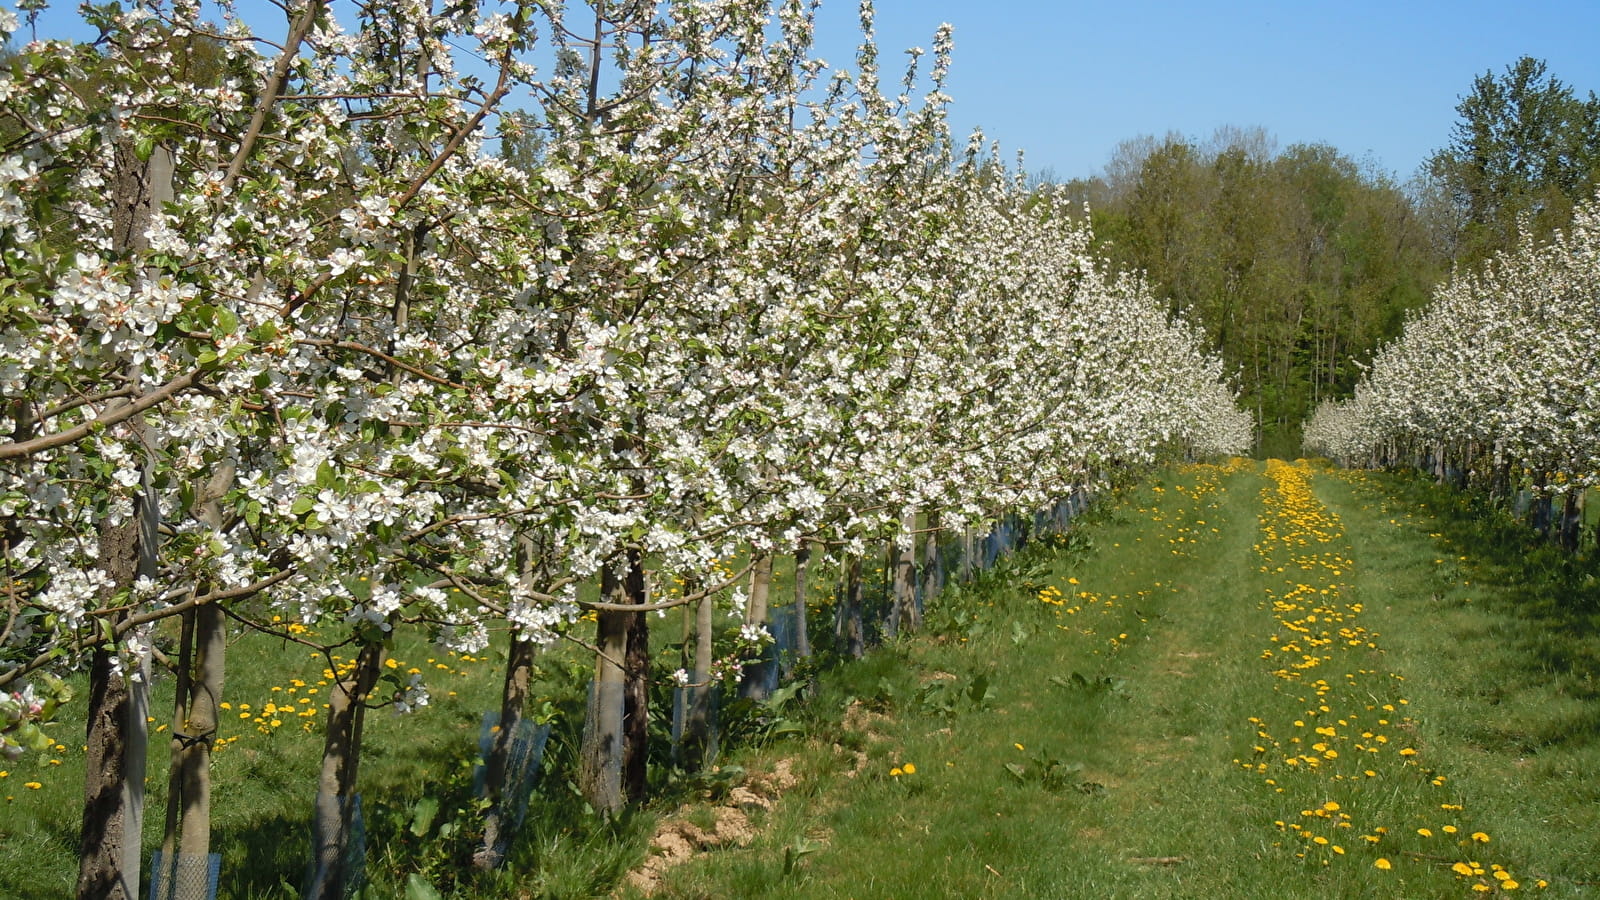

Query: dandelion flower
[
  {"left": 1375, "top": 858, "right": 1392, "bottom": 870},
  {"left": 902, "top": 763, "right": 916, "bottom": 775}
]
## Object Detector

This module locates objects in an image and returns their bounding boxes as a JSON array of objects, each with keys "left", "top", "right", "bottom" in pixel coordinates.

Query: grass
[
  {"left": 4, "top": 460, "right": 1599, "bottom": 897},
  {"left": 0, "top": 544, "right": 889, "bottom": 898},
  {"left": 649, "top": 460, "right": 1600, "bottom": 898}
]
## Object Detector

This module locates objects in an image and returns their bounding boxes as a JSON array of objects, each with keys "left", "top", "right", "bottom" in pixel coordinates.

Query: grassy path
[{"left": 653, "top": 461, "right": 1597, "bottom": 899}]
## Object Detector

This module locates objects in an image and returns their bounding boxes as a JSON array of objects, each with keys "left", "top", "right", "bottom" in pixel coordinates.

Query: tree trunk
[
  {"left": 475, "top": 634, "right": 537, "bottom": 869},
  {"left": 156, "top": 461, "right": 233, "bottom": 899},
  {"left": 621, "top": 549, "right": 650, "bottom": 803},
  {"left": 682, "top": 581, "right": 716, "bottom": 772},
  {"left": 921, "top": 511, "right": 942, "bottom": 609},
  {"left": 793, "top": 543, "right": 811, "bottom": 660},
  {"left": 578, "top": 564, "right": 628, "bottom": 816},
  {"left": 155, "top": 602, "right": 225, "bottom": 900},
  {"left": 78, "top": 136, "right": 172, "bottom": 900},
  {"left": 78, "top": 644, "right": 135, "bottom": 900},
  {"left": 1560, "top": 490, "right": 1581, "bottom": 553},
  {"left": 307, "top": 642, "right": 385, "bottom": 900},
  {"left": 891, "top": 513, "right": 920, "bottom": 634},
  {"left": 953, "top": 525, "right": 966, "bottom": 582},
  {"left": 840, "top": 555, "right": 865, "bottom": 659},
  {"left": 738, "top": 552, "right": 774, "bottom": 701}
]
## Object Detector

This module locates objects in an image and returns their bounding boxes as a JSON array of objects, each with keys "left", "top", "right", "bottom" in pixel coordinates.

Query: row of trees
[
  {"left": 1302, "top": 193, "right": 1600, "bottom": 543},
  {"left": 0, "top": 1, "right": 1250, "bottom": 897},
  {"left": 1302, "top": 58, "right": 1600, "bottom": 536}
]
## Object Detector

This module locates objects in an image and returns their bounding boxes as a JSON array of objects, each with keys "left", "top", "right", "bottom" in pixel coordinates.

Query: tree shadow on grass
[{"left": 1369, "top": 469, "right": 1600, "bottom": 753}]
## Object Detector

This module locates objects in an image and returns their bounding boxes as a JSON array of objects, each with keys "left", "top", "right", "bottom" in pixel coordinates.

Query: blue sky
[
  {"left": 840, "top": 0, "right": 1600, "bottom": 181},
  {"left": 16, "top": 0, "right": 1600, "bottom": 182}
]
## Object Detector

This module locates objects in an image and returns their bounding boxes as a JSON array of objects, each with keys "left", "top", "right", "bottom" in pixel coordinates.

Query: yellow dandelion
[{"left": 1374, "top": 858, "right": 1392, "bottom": 870}]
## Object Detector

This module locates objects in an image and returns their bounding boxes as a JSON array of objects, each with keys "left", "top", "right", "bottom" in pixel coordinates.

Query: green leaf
[
  {"left": 405, "top": 874, "right": 444, "bottom": 900},
  {"left": 966, "top": 672, "right": 993, "bottom": 706},
  {"left": 290, "top": 496, "right": 316, "bottom": 516},
  {"left": 408, "top": 797, "right": 440, "bottom": 837}
]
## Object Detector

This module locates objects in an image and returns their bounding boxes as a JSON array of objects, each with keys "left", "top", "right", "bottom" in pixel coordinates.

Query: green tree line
[{"left": 1055, "top": 58, "right": 1600, "bottom": 459}]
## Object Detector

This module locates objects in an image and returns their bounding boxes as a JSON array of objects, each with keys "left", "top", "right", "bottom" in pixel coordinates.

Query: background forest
[{"left": 1053, "top": 56, "right": 1600, "bottom": 458}]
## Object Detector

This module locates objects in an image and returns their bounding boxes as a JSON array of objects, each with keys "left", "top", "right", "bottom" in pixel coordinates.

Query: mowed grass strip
[
  {"left": 652, "top": 460, "right": 1290, "bottom": 899},
  {"left": 1312, "top": 467, "right": 1600, "bottom": 896},
  {"left": 654, "top": 461, "right": 1600, "bottom": 899}
]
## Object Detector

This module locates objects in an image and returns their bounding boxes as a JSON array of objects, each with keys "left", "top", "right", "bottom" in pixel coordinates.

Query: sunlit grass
[{"left": 654, "top": 460, "right": 1596, "bottom": 898}]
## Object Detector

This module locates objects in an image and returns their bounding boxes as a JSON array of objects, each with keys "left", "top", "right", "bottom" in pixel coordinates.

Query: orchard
[{"left": 0, "top": 1, "right": 1250, "bottom": 897}]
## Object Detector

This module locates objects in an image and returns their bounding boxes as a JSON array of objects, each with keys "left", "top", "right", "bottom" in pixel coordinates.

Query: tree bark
[
  {"left": 621, "top": 549, "right": 650, "bottom": 803},
  {"left": 682, "top": 579, "right": 717, "bottom": 771},
  {"left": 840, "top": 555, "right": 865, "bottom": 659},
  {"left": 78, "top": 136, "right": 171, "bottom": 900},
  {"left": 738, "top": 552, "right": 774, "bottom": 700},
  {"left": 578, "top": 564, "right": 628, "bottom": 816},
  {"left": 793, "top": 543, "right": 811, "bottom": 660},
  {"left": 307, "top": 642, "right": 384, "bottom": 900},
  {"left": 474, "top": 633, "right": 536, "bottom": 869}
]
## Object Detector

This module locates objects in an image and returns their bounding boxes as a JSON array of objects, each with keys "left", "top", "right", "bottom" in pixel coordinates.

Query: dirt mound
[{"left": 622, "top": 759, "right": 801, "bottom": 896}]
